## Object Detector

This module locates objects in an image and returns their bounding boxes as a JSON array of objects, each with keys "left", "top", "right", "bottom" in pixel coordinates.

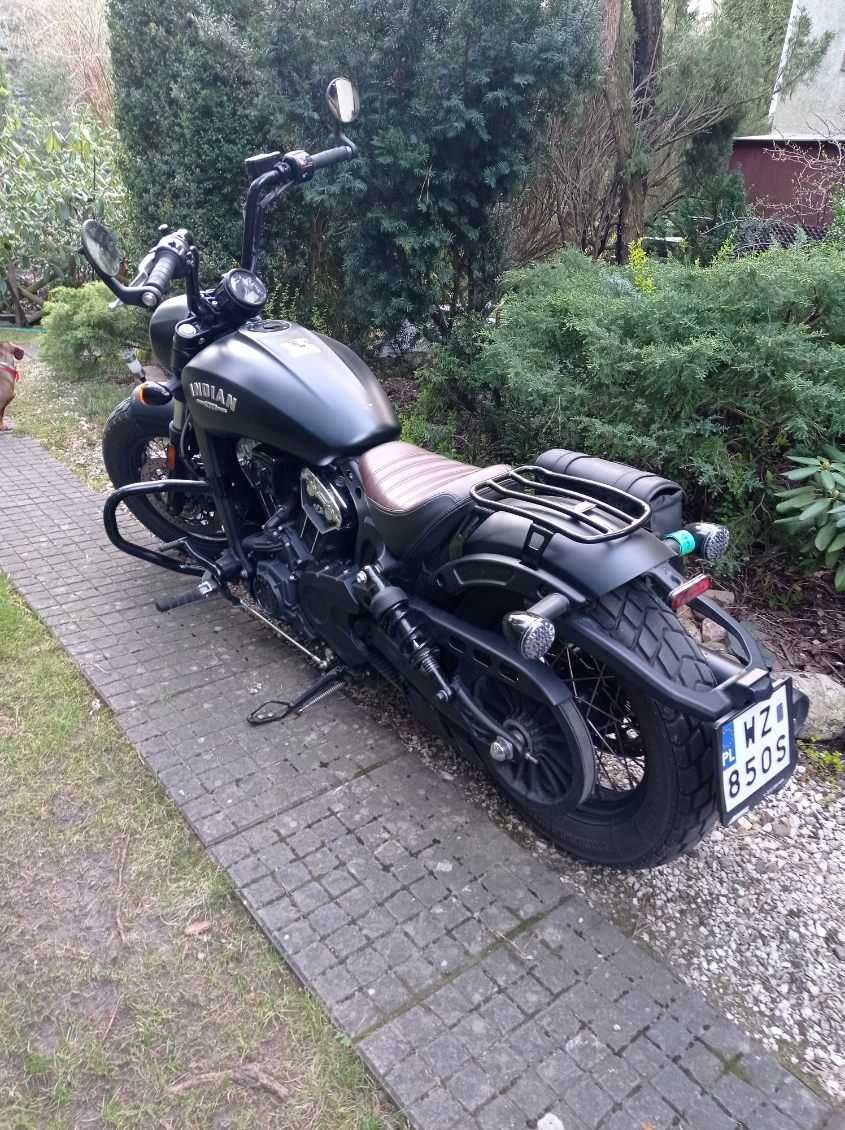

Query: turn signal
[
  {"left": 685, "top": 522, "right": 730, "bottom": 562},
  {"left": 135, "top": 381, "right": 173, "bottom": 407},
  {"left": 503, "top": 611, "right": 557, "bottom": 660},
  {"left": 669, "top": 574, "right": 711, "bottom": 611},
  {"left": 663, "top": 523, "right": 730, "bottom": 562}
]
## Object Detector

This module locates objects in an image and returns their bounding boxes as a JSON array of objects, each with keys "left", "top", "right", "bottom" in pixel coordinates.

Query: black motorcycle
[{"left": 81, "top": 77, "right": 806, "bottom": 869}]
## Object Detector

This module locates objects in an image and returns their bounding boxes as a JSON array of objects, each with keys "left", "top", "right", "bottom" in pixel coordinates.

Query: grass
[
  {"left": 7, "top": 350, "right": 129, "bottom": 488},
  {"left": 0, "top": 574, "right": 406, "bottom": 1130},
  {"left": 800, "top": 738, "right": 845, "bottom": 783},
  {"left": 1, "top": 327, "right": 44, "bottom": 347}
]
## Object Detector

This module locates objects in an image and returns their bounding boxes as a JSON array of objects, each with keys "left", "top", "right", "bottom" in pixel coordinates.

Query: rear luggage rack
[{"left": 470, "top": 465, "right": 652, "bottom": 545}]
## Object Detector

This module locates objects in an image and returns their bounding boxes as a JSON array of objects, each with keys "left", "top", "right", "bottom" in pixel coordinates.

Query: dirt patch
[
  {"left": 734, "top": 562, "right": 845, "bottom": 683},
  {"left": 370, "top": 357, "right": 422, "bottom": 417}
]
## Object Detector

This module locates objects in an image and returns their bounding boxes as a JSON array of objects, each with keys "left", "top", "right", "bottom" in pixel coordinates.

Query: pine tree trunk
[
  {"left": 614, "top": 0, "right": 663, "bottom": 262},
  {"left": 616, "top": 175, "right": 648, "bottom": 263}
]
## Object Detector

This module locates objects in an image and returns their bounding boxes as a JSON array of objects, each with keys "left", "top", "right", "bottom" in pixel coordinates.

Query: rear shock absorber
[{"left": 361, "top": 568, "right": 453, "bottom": 702}]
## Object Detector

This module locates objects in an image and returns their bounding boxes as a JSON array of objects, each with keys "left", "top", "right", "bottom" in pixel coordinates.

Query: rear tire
[
  {"left": 462, "top": 579, "right": 720, "bottom": 869},
  {"left": 102, "top": 396, "right": 226, "bottom": 551}
]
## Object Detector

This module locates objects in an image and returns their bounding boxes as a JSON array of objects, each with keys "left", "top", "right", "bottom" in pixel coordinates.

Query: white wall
[{"left": 772, "top": 0, "right": 845, "bottom": 135}]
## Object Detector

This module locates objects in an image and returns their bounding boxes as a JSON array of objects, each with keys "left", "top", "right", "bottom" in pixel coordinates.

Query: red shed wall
[{"left": 730, "top": 139, "right": 840, "bottom": 226}]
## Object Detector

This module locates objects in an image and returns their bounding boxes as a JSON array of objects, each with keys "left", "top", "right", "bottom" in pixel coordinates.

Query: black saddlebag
[{"left": 535, "top": 448, "right": 684, "bottom": 537}]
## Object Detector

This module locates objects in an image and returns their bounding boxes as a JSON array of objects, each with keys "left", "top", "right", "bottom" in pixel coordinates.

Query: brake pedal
[{"left": 155, "top": 578, "right": 218, "bottom": 612}]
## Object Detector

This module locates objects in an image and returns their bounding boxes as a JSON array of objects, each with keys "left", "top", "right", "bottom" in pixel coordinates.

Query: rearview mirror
[
  {"left": 326, "top": 77, "right": 359, "bottom": 125},
  {"left": 81, "top": 218, "right": 124, "bottom": 278}
]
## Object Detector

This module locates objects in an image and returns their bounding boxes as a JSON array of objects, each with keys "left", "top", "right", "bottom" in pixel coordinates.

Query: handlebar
[
  {"left": 90, "top": 136, "right": 359, "bottom": 309},
  {"left": 240, "top": 137, "right": 357, "bottom": 272},
  {"left": 83, "top": 222, "right": 191, "bottom": 310}
]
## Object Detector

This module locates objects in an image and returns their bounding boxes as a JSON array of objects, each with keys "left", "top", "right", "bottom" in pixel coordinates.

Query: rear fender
[{"left": 434, "top": 509, "right": 673, "bottom": 606}]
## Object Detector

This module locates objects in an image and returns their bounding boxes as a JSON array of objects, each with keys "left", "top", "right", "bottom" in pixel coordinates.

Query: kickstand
[{"left": 247, "top": 666, "right": 347, "bottom": 726}]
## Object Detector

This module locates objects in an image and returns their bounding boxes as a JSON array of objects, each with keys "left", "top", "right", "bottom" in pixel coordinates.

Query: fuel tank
[{"left": 182, "top": 321, "right": 400, "bottom": 464}]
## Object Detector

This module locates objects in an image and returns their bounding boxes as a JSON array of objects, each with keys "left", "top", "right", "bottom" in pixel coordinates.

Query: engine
[{"left": 236, "top": 440, "right": 359, "bottom": 643}]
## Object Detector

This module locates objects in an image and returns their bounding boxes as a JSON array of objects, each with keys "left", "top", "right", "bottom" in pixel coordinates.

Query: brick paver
[{"left": 0, "top": 433, "right": 839, "bottom": 1129}]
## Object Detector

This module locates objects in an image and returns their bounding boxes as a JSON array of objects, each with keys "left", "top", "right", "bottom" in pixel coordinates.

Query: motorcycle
[{"left": 80, "top": 77, "right": 807, "bottom": 869}]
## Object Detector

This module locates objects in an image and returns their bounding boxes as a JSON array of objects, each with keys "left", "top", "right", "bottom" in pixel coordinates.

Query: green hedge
[
  {"left": 411, "top": 245, "right": 845, "bottom": 561},
  {"left": 108, "top": 0, "right": 595, "bottom": 343}
]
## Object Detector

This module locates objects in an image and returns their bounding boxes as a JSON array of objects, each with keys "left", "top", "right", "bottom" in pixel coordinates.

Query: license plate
[{"left": 716, "top": 679, "right": 795, "bottom": 823}]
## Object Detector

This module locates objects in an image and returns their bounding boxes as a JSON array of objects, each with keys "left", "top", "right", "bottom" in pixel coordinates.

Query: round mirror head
[
  {"left": 326, "top": 77, "right": 359, "bottom": 125},
  {"left": 81, "top": 218, "right": 124, "bottom": 277}
]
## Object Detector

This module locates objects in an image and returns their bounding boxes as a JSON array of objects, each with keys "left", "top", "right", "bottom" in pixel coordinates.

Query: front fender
[{"left": 446, "top": 510, "right": 673, "bottom": 603}]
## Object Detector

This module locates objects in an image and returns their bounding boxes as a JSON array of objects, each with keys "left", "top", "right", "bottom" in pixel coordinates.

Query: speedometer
[{"left": 219, "top": 268, "right": 268, "bottom": 313}]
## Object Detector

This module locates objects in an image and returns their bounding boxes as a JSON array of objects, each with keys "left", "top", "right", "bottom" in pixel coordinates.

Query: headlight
[{"left": 219, "top": 268, "right": 268, "bottom": 314}]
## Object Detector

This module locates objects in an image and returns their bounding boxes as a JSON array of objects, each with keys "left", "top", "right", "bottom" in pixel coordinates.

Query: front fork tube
[
  {"left": 168, "top": 397, "right": 185, "bottom": 452},
  {"left": 193, "top": 430, "right": 253, "bottom": 579}
]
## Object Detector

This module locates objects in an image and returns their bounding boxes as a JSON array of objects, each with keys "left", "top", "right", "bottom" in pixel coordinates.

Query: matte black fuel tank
[{"left": 182, "top": 321, "right": 400, "bottom": 464}]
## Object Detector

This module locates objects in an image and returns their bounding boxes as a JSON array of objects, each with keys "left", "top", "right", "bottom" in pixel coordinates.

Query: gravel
[
  {"left": 556, "top": 766, "right": 845, "bottom": 1104},
  {"left": 354, "top": 682, "right": 845, "bottom": 1104}
]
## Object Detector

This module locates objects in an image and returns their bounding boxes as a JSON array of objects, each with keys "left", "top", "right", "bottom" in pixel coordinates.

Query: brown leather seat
[{"left": 358, "top": 441, "right": 510, "bottom": 557}]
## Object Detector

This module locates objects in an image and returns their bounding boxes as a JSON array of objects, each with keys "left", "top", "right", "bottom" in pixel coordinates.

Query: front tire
[
  {"left": 462, "top": 579, "right": 719, "bottom": 869},
  {"left": 102, "top": 396, "right": 225, "bottom": 551}
]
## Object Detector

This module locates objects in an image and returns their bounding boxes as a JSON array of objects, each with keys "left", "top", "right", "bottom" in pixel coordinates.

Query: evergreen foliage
[
  {"left": 671, "top": 120, "right": 748, "bottom": 264},
  {"left": 108, "top": 0, "right": 273, "bottom": 273},
  {"left": 411, "top": 246, "right": 845, "bottom": 563},
  {"left": 108, "top": 0, "right": 595, "bottom": 340}
]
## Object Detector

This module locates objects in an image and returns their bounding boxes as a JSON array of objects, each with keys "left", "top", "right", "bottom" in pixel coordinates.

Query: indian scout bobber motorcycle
[{"left": 81, "top": 78, "right": 808, "bottom": 869}]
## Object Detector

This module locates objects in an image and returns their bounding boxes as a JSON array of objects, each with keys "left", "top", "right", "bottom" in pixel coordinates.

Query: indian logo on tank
[{"left": 188, "top": 381, "right": 238, "bottom": 413}]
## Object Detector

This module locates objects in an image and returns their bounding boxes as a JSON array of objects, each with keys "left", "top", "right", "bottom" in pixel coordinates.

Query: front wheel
[
  {"left": 102, "top": 396, "right": 226, "bottom": 551},
  {"left": 461, "top": 579, "right": 720, "bottom": 869}
]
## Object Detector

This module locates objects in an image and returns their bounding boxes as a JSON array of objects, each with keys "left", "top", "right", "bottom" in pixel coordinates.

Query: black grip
[
  {"left": 144, "top": 249, "right": 180, "bottom": 299},
  {"left": 310, "top": 145, "right": 354, "bottom": 170}
]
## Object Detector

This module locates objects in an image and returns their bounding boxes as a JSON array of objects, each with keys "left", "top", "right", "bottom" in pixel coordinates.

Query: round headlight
[{"left": 221, "top": 268, "right": 268, "bottom": 312}]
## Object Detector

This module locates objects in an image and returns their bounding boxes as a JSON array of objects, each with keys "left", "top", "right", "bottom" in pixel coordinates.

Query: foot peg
[{"left": 155, "top": 577, "right": 218, "bottom": 612}]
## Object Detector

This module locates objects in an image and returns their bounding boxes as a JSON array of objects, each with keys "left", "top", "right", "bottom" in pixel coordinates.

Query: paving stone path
[{"left": 1, "top": 433, "right": 841, "bottom": 1130}]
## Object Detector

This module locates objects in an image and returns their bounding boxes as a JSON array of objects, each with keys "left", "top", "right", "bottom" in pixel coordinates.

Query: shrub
[
  {"left": 108, "top": 0, "right": 596, "bottom": 341},
  {"left": 412, "top": 244, "right": 845, "bottom": 563},
  {"left": 40, "top": 282, "right": 148, "bottom": 381},
  {"left": 775, "top": 449, "right": 845, "bottom": 588}
]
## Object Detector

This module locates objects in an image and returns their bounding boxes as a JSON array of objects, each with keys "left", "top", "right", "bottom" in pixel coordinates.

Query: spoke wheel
[
  {"left": 453, "top": 579, "right": 720, "bottom": 868},
  {"left": 102, "top": 396, "right": 226, "bottom": 551},
  {"left": 554, "top": 645, "right": 646, "bottom": 816},
  {"left": 134, "top": 436, "right": 224, "bottom": 541}
]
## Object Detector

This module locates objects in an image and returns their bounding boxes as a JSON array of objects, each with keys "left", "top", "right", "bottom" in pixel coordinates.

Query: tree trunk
[
  {"left": 615, "top": 0, "right": 663, "bottom": 262},
  {"left": 616, "top": 175, "right": 648, "bottom": 263},
  {"left": 600, "top": 0, "right": 623, "bottom": 67},
  {"left": 6, "top": 265, "right": 27, "bottom": 328}
]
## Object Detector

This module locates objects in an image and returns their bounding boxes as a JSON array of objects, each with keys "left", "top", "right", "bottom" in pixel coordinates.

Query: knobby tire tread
[{"left": 585, "top": 578, "right": 719, "bottom": 865}]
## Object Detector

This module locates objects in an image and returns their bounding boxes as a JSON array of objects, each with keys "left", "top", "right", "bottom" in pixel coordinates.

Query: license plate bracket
[{"left": 715, "top": 678, "right": 796, "bottom": 825}]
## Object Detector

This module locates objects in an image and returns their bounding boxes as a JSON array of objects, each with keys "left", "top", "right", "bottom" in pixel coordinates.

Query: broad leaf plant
[{"left": 776, "top": 449, "right": 845, "bottom": 590}]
